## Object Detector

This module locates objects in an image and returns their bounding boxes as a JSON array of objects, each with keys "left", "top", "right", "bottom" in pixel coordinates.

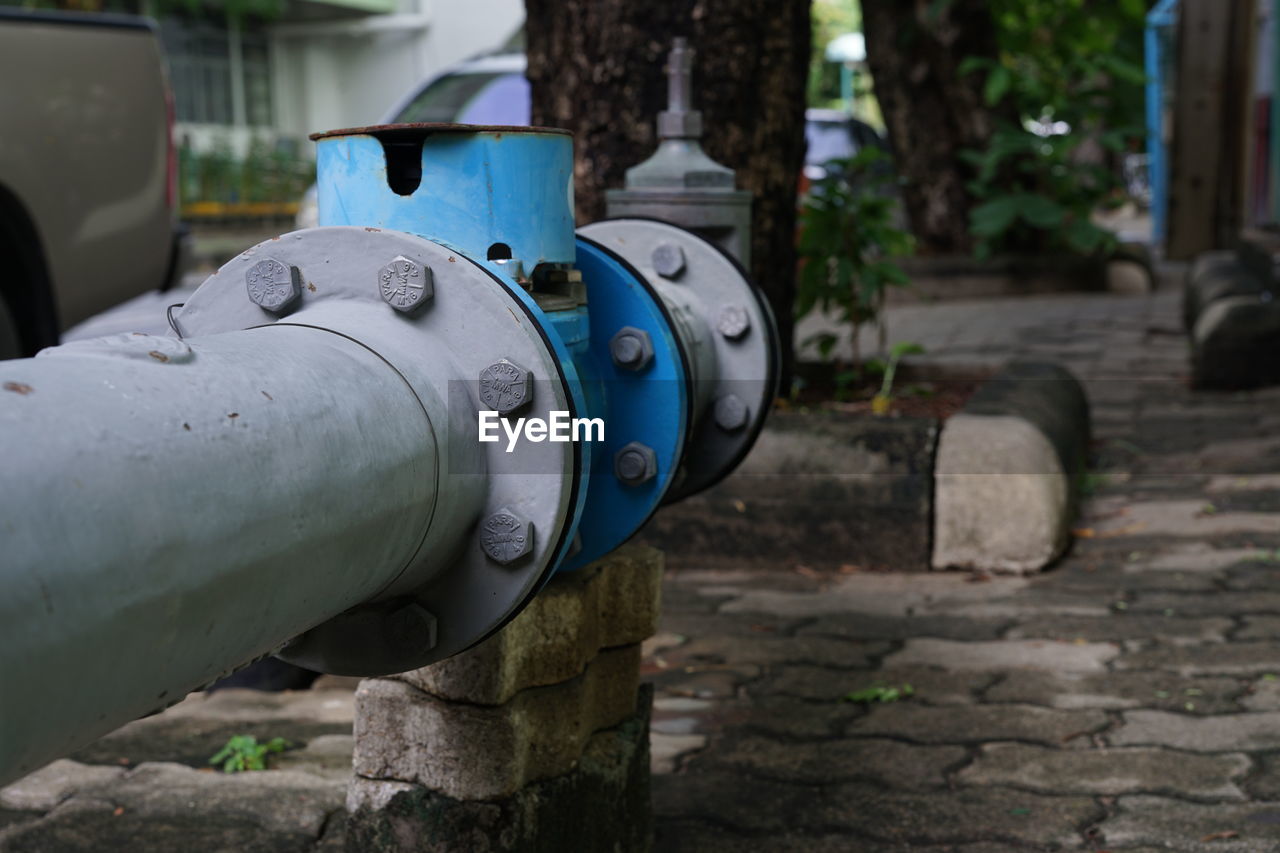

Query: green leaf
[
  {"left": 970, "top": 197, "right": 1021, "bottom": 237},
  {"left": 1019, "top": 194, "right": 1066, "bottom": 229},
  {"left": 1064, "top": 218, "right": 1106, "bottom": 254},
  {"left": 984, "top": 65, "right": 1012, "bottom": 106}
]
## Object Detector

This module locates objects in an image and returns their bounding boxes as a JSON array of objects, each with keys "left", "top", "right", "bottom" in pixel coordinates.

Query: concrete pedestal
[{"left": 344, "top": 544, "right": 663, "bottom": 852}]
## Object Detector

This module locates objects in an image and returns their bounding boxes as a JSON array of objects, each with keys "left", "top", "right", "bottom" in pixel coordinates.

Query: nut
[
  {"left": 479, "top": 359, "right": 533, "bottom": 414},
  {"left": 609, "top": 326, "right": 655, "bottom": 371},
  {"left": 714, "top": 393, "right": 749, "bottom": 432},
  {"left": 480, "top": 507, "right": 535, "bottom": 565},
  {"left": 378, "top": 256, "right": 434, "bottom": 313},
  {"left": 384, "top": 602, "right": 438, "bottom": 654},
  {"left": 651, "top": 243, "right": 686, "bottom": 279},
  {"left": 614, "top": 442, "right": 658, "bottom": 486},
  {"left": 245, "top": 258, "right": 302, "bottom": 313},
  {"left": 717, "top": 305, "right": 751, "bottom": 340}
]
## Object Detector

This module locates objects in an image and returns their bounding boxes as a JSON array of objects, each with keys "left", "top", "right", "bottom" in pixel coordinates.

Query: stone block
[
  {"left": 345, "top": 686, "right": 652, "bottom": 853},
  {"left": 353, "top": 645, "right": 640, "bottom": 800},
  {"left": 933, "top": 361, "right": 1089, "bottom": 573},
  {"left": 1191, "top": 294, "right": 1280, "bottom": 389},
  {"left": 1182, "top": 250, "right": 1253, "bottom": 330},
  {"left": 395, "top": 543, "right": 661, "bottom": 705}
]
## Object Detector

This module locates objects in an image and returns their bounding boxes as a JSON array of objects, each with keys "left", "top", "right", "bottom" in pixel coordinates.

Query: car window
[
  {"left": 806, "top": 121, "right": 857, "bottom": 165},
  {"left": 393, "top": 72, "right": 530, "bottom": 126},
  {"left": 457, "top": 74, "right": 530, "bottom": 125}
]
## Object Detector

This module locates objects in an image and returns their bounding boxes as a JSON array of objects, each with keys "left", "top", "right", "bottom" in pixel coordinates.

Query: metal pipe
[{"left": 0, "top": 325, "right": 439, "bottom": 783}]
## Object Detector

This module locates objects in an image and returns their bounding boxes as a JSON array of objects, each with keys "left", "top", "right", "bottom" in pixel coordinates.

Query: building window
[{"left": 161, "top": 14, "right": 273, "bottom": 128}]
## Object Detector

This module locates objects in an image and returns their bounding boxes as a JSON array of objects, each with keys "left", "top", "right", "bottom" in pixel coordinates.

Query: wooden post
[{"left": 1167, "top": 0, "right": 1257, "bottom": 258}]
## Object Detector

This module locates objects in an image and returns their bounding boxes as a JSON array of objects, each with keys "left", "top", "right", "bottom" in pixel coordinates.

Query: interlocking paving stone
[
  {"left": 884, "top": 637, "right": 1119, "bottom": 672},
  {"left": 0, "top": 762, "right": 344, "bottom": 852},
  {"left": 1224, "top": 562, "right": 1280, "bottom": 591},
  {"left": 1005, "top": 613, "right": 1232, "bottom": 642},
  {"left": 649, "top": 733, "right": 706, "bottom": 774},
  {"left": 1240, "top": 678, "right": 1280, "bottom": 711},
  {"left": 1053, "top": 567, "right": 1223, "bottom": 593},
  {"left": 718, "top": 573, "right": 1031, "bottom": 618},
  {"left": 847, "top": 703, "right": 1108, "bottom": 746},
  {"left": 1110, "top": 711, "right": 1280, "bottom": 751},
  {"left": 649, "top": 665, "right": 761, "bottom": 699},
  {"left": 1127, "top": 591, "right": 1280, "bottom": 617},
  {"left": 1093, "top": 500, "right": 1280, "bottom": 538},
  {"left": 1098, "top": 796, "right": 1280, "bottom": 852},
  {"left": 693, "top": 735, "right": 964, "bottom": 789},
  {"left": 750, "top": 664, "right": 994, "bottom": 705},
  {"left": 985, "top": 670, "right": 1243, "bottom": 714},
  {"left": 0, "top": 761, "right": 125, "bottom": 812},
  {"left": 653, "top": 772, "right": 1100, "bottom": 847},
  {"left": 1115, "top": 641, "right": 1280, "bottom": 676},
  {"left": 796, "top": 613, "right": 1011, "bottom": 642},
  {"left": 668, "top": 634, "right": 892, "bottom": 668},
  {"left": 1242, "top": 753, "right": 1280, "bottom": 799},
  {"left": 1236, "top": 616, "right": 1280, "bottom": 640},
  {"left": 728, "top": 695, "right": 863, "bottom": 739},
  {"left": 957, "top": 742, "right": 1250, "bottom": 800}
]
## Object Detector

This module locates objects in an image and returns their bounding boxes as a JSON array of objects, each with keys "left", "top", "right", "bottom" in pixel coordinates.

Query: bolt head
[
  {"left": 378, "top": 256, "right": 434, "bottom": 313},
  {"left": 651, "top": 243, "right": 686, "bottom": 279},
  {"left": 479, "top": 359, "right": 533, "bottom": 415},
  {"left": 614, "top": 442, "right": 658, "bottom": 486},
  {"left": 609, "top": 326, "right": 655, "bottom": 371},
  {"left": 714, "top": 393, "right": 749, "bottom": 432},
  {"left": 717, "top": 305, "right": 751, "bottom": 340},
  {"left": 480, "top": 507, "right": 535, "bottom": 565},
  {"left": 384, "top": 602, "right": 438, "bottom": 654},
  {"left": 245, "top": 258, "right": 302, "bottom": 313}
]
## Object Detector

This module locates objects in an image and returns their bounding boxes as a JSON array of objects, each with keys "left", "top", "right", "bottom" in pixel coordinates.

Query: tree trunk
[
  {"left": 525, "top": 0, "right": 811, "bottom": 385},
  {"left": 860, "top": 0, "right": 1010, "bottom": 255}
]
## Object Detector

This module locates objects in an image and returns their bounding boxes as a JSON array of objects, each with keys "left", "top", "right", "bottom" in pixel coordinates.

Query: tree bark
[
  {"left": 525, "top": 0, "right": 811, "bottom": 384},
  {"left": 860, "top": 0, "right": 1010, "bottom": 255}
]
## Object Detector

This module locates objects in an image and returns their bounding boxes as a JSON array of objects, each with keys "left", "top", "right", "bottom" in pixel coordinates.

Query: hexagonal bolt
[
  {"left": 383, "top": 602, "right": 438, "bottom": 654},
  {"left": 717, "top": 305, "right": 751, "bottom": 340},
  {"left": 480, "top": 507, "right": 535, "bottom": 565},
  {"left": 651, "top": 243, "right": 686, "bottom": 279},
  {"left": 245, "top": 258, "right": 302, "bottom": 313},
  {"left": 610, "top": 326, "right": 655, "bottom": 371},
  {"left": 714, "top": 393, "right": 749, "bottom": 432},
  {"left": 479, "top": 359, "right": 533, "bottom": 415},
  {"left": 378, "top": 256, "right": 434, "bottom": 313},
  {"left": 614, "top": 442, "right": 658, "bottom": 486}
]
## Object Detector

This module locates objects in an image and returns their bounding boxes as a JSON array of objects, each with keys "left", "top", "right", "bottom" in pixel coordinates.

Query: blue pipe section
[
  {"left": 1146, "top": 0, "right": 1179, "bottom": 247},
  {"left": 314, "top": 125, "right": 693, "bottom": 575}
]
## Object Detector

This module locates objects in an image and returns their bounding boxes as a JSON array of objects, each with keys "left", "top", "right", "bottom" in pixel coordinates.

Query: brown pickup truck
[{"left": 0, "top": 8, "right": 184, "bottom": 358}]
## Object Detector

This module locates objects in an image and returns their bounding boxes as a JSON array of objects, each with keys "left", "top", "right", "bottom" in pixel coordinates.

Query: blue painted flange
[
  {"left": 557, "top": 236, "right": 691, "bottom": 572},
  {"left": 313, "top": 124, "right": 591, "bottom": 583}
]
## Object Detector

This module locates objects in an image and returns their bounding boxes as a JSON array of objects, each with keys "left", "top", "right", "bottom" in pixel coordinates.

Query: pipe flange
[
  {"left": 579, "top": 219, "right": 778, "bottom": 501},
  {"left": 173, "top": 226, "right": 584, "bottom": 674}
]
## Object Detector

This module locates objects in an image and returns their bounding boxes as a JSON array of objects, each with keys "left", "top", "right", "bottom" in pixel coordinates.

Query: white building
[{"left": 160, "top": 0, "right": 523, "bottom": 155}]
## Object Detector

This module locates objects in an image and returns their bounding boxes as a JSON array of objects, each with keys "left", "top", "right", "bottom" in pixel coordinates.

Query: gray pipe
[{"left": 0, "top": 325, "right": 438, "bottom": 783}]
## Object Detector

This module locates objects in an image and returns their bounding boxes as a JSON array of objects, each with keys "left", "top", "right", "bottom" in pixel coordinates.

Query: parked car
[
  {"left": 0, "top": 7, "right": 186, "bottom": 358},
  {"left": 298, "top": 53, "right": 892, "bottom": 228},
  {"left": 801, "top": 107, "right": 892, "bottom": 188}
]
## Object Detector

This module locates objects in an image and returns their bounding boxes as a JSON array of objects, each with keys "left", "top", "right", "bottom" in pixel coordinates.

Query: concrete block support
[
  {"left": 346, "top": 545, "right": 662, "bottom": 852},
  {"left": 933, "top": 361, "right": 1090, "bottom": 574}
]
